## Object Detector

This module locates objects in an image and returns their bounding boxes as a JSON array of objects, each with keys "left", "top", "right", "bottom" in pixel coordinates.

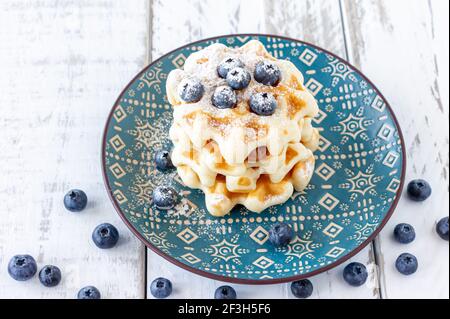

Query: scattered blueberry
[
  {"left": 343, "top": 262, "right": 368, "bottom": 287},
  {"left": 254, "top": 60, "right": 281, "bottom": 86},
  {"left": 8, "top": 255, "right": 37, "bottom": 281},
  {"left": 407, "top": 179, "right": 432, "bottom": 202},
  {"left": 396, "top": 253, "right": 418, "bottom": 275},
  {"left": 178, "top": 78, "right": 204, "bottom": 103},
  {"left": 153, "top": 186, "right": 179, "bottom": 210},
  {"left": 212, "top": 86, "right": 237, "bottom": 109},
  {"left": 150, "top": 278, "right": 172, "bottom": 299},
  {"left": 436, "top": 217, "right": 449, "bottom": 241},
  {"left": 155, "top": 150, "right": 174, "bottom": 171},
  {"left": 226, "top": 67, "right": 251, "bottom": 90},
  {"left": 217, "top": 57, "right": 244, "bottom": 79},
  {"left": 249, "top": 92, "right": 277, "bottom": 116},
  {"left": 394, "top": 223, "right": 416, "bottom": 244},
  {"left": 78, "top": 286, "right": 101, "bottom": 299},
  {"left": 214, "top": 286, "right": 237, "bottom": 299},
  {"left": 92, "top": 223, "right": 119, "bottom": 249},
  {"left": 291, "top": 279, "right": 314, "bottom": 299},
  {"left": 64, "top": 189, "right": 88, "bottom": 212},
  {"left": 268, "top": 222, "right": 294, "bottom": 248},
  {"left": 39, "top": 265, "right": 62, "bottom": 287}
]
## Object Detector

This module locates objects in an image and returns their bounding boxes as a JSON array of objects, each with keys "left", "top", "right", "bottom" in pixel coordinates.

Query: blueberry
[
  {"left": 343, "top": 262, "right": 368, "bottom": 287},
  {"left": 269, "top": 222, "right": 294, "bottom": 248},
  {"left": 226, "top": 67, "right": 251, "bottom": 90},
  {"left": 217, "top": 57, "right": 244, "bottom": 79},
  {"left": 155, "top": 150, "right": 174, "bottom": 171},
  {"left": 254, "top": 61, "right": 281, "bottom": 86},
  {"left": 407, "top": 179, "right": 432, "bottom": 202},
  {"left": 212, "top": 86, "right": 237, "bottom": 109},
  {"left": 78, "top": 286, "right": 101, "bottom": 299},
  {"left": 249, "top": 92, "right": 277, "bottom": 116},
  {"left": 39, "top": 265, "right": 62, "bottom": 287},
  {"left": 396, "top": 253, "right": 418, "bottom": 275},
  {"left": 214, "top": 286, "right": 237, "bottom": 299},
  {"left": 291, "top": 279, "right": 313, "bottom": 299},
  {"left": 436, "top": 217, "right": 449, "bottom": 241},
  {"left": 153, "top": 186, "right": 179, "bottom": 210},
  {"left": 394, "top": 223, "right": 416, "bottom": 244},
  {"left": 150, "top": 278, "right": 172, "bottom": 299},
  {"left": 178, "top": 78, "right": 204, "bottom": 103},
  {"left": 8, "top": 255, "right": 37, "bottom": 281},
  {"left": 64, "top": 189, "right": 88, "bottom": 212},
  {"left": 92, "top": 223, "right": 119, "bottom": 249}
]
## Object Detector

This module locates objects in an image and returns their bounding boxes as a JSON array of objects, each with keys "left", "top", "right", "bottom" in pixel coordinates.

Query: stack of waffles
[{"left": 166, "top": 40, "right": 320, "bottom": 217}]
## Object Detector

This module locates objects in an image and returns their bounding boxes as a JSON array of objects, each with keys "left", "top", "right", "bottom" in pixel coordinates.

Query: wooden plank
[
  {"left": 341, "top": 0, "right": 449, "bottom": 299},
  {"left": 0, "top": 0, "right": 149, "bottom": 298},
  {"left": 151, "top": 0, "right": 347, "bottom": 59},
  {"left": 147, "top": 0, "right": 380, "bottom": 299},
  {"left": 147, "top": 246, "right": 380, "bottom": 299}
]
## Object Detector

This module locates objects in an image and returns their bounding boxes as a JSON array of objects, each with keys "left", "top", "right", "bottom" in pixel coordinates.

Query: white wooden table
[{"left": 0, "top": 0, "right": 448, "bottom": 299}]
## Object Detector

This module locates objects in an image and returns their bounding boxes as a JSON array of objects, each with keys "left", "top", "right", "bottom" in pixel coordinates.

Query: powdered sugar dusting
[{"left": 167, "top": 40, "right": 320, "bottom": 162}]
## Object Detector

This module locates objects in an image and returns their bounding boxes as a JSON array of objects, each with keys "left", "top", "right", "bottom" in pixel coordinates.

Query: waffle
[{"left": 166, "top": 40, "right": 320, "bottom": 216}]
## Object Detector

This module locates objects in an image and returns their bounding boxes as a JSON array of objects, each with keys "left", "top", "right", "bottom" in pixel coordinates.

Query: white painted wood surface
[
  {"left": 0, "top": 0, "right": 448, "bottom": 299},
  {"left": 341, "top": 0, "right": 449, "bottom": 299},
  {"left": 0, "top": 0, "right": 149, "bottom": 299}
]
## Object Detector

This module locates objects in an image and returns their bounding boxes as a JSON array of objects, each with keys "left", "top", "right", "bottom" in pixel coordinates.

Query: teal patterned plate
[{"left": 102, "top": 35, "right": 406, "bottom": 284}]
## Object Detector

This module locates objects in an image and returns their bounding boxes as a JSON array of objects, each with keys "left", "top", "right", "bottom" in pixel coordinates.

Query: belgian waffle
[{"left": 166, "top": 40, "right": 320, "bottom": 216}]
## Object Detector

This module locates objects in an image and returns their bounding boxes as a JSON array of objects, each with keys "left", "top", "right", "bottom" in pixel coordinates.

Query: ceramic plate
[{"left": 102, "top": 34, "right": 406, "bottom": 284}]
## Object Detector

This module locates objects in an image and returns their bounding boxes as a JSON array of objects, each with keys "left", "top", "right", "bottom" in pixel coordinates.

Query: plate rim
[{"left": 101, "top": 33, "right": 407, "bottom": 285}]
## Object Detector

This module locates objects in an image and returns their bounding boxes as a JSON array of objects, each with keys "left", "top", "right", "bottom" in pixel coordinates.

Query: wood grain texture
[
  {"left": 151, "top": 0, "right": 347, "bottom": 59},
  {"left": 341, "top": 0, "right": 449, "bottom": 299},
  {"left": 0, "top": 0, "right": 149, "bottom": 298},
  {"left": 147, "top": 0, "right": 380, "bottom": 299},
  {"left": 0, "top": 0, "right": 447, "bottom": 299}
]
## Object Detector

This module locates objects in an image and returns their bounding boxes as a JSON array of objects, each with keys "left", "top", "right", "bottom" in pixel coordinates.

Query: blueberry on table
[
  {"left": 92, "top": 223, "right": 119, "bottom": 249},
  {"left": 178, "top": 78, "right": 204, "bottom": 103},
  {"left": 249, "top": 92, "right": 277, "bottom": 116},
  {"left": 254, "top": 60, "right": 281, "bottom": 86},
  {"left": 394, "top": 223, "right": 416, "bottom": 244},
  {"left": 78, "top": 286, "right": 101, "bottom": 299},
  {"left": 8, "top": 255, "right": 37, "bottom": 281},
  {"left": 269, "top": 222, "right": 294, "bottom": 248},
  {"left": 226, "top": 67, "right": 251, "bottom": 90},
  {"left": 396, "top": 253, "right": 418, "bottom": 275},
  {"left": 150, "top": 278, "right": 172, "bottom": 299},
  {"left": 155, "top": 150, "right": 174, "bottom": 171},
  {"left": 212, "top": 86, "right": 237, "bottom": 109},
  {"left": 291, "top": 279, "right": 313, "bottom": 299},
  {"left": 436, "top": 217, "right": 449, "bottom": 241},
  {"left": 407, "top": 179, "right": 432, "bottom": 202},
  {"left": 153, "top": 186, "right": 179, "bottom": 210},
  {"left": 214, "top": 286, "right": 237, "bottom": 299},
  {"left": 343, "top": 262, "right": 368, "bottom": 287},
  {"left": 39, "top": 265, "right": 62, "bottom": 287},
  {"left": 64, "top": 189, "right": 88, "bottom": 212},
  {"left": 217, "top": 57, "right": 244, "bottom": 79}
]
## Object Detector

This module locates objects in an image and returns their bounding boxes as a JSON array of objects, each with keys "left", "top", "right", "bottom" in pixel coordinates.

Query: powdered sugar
[
  {"left": 179, "top": 42, "right": 276, "bottom": 116},
  {"left": 168, "top": 40, "right": 319, "bottom": 157}
]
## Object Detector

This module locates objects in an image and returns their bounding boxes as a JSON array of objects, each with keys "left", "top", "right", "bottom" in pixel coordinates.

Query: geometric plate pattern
[{"left": 102, "top": 35, "right": 405, "bottom": 283}]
